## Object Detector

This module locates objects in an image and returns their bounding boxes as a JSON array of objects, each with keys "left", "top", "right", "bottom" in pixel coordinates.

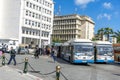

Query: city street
[
  {"left": 1, "top": 0, "right": 120, "bottom": 80},
  {"left": 2, "top": 54, "right": 120, "bottom": 80}
]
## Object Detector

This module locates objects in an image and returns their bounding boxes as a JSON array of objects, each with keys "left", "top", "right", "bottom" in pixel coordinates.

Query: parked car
[{"left": 17, "top": 47, "right": 29, "bottom": 54}]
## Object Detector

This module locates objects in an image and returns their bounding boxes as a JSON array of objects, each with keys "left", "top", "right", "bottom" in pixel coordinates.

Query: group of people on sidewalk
[
  {"left": 34, "top": 46, "right": 57, "bottom": 62},
  {"left": 0, "top": 45, "right": 58, "bottom": 66}
]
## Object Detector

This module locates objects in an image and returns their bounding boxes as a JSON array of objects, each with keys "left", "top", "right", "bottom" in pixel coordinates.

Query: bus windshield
[
  {"left": 74, "top": 45, "right": 94, "bottom": 56},
  {"left": 97, "top": 46, "right": 113, "bottom": 56}
]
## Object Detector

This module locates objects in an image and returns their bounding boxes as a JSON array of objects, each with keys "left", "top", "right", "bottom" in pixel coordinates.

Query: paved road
[{"left": 2, "top": 54, "right": 120, "bottom": 80}]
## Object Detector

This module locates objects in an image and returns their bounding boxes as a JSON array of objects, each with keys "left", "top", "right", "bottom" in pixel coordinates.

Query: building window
[
  {"left": 35, "top": 22, "right": 37, "bottom": 27},
  {"left": 39, "top": 0, "right": 41, "bottom": 3},
  {"left": 29, "top": 11, "right": 31, "bottom": 16},
  {"left": 33, "top": 4, "right": 35, "bottom": 9},
  {"left": 26, "top": 2, "right": 29, "bottom": 7},
  {"left": 29, "top": 31, "right": 31, "bottom": 35},
  {"left": 38, "top": 23, "right": 40, "bottom": 27},
  {"left": 26, "top": 31, "right": 28, "bottom": 34},
  {"left": 32, "top": 13, "right": 35, "bottom": 18},
  {"left": 36, "top": 31, "right": 38, "bottom": 35},
  {"left": 32, "top": 21, "right": 34, "bottom": 26},
  {"left": 42, "top": 16, "right": 44, "bottom": 20},
  {"left": 33, "top": 32, "right": 35, "bottom": 35},
  {"left": 30, "top": 3, "right": 32, "bottom": 8},
  {"left": 36, "top": 6, "right": 38, "bottom": 10},
  {"left": 36, "top": 14, "right": 38, "bottom": 19},
  {"left": 29, "top": 20, "right": 31, "bottom": 25},
  {"left": 39, "top": 15, "right": 41, "bottom": 19},
  {"left": 45, "top": 9, "right": 46, "bottom": 13},
  {"left": 25, "top": 19, "right": 28, "bottom": 24},
  {"left": 48, "top": 3, "right": 50, "bottom": 7},
  {"left": 50, "top": 4, "right": 52, "bottom": 8},
  {"left": 26, "top": 10, "right": 28, "bottom": 16},
  {"left": 22, "top": 30, "right": 25, "bottom": 34},
  {"left": 43, "top": 0, "right": 45, "bottom": 5},
  {"left": 39, "top": 7, "right": 41, "bottom": 11}
]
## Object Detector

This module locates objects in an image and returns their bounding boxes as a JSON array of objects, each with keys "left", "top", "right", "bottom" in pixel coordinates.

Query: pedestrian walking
[
  {"left": 40, "top": 48, "right": 44, "bottom": 55},
  {"left": 7, "top": 47, "right": 16, "bottom": 65},
  {"left": 51, "top": 46, "right": 57, "bottom": 63},
  {"left": 46, "top": 47, "right": 51, "bottom": 56},
  {"left": 34, "top": 47, "right": 40, "bottom": 59}
]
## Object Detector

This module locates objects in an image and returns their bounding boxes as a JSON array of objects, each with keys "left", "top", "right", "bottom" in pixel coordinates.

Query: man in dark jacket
[
  {"left": 7, "top": 47, "right": 16, "bottom": 65},
  {"left": 34, "top": 47, "right": 40, "bottom": 59}
]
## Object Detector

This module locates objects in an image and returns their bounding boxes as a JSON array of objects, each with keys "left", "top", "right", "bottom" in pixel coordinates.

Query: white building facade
[{"left": 0, "top": 0, "right": 54, "bottom": 48}]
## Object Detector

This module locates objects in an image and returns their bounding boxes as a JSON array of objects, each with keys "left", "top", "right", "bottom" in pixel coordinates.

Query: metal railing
[{"left": 0, "top": 54, "right": 69, "bottom": 80}]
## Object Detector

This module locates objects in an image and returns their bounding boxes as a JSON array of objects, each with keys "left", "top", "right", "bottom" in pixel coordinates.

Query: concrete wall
[{"left": 0, "top": 0, "right": 21, "bottom": 39}]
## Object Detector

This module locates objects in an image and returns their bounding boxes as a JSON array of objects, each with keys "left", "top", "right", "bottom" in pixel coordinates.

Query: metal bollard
[
  {"left": 2, "top": 53, "right": 5, "bottom": 66},
  {"left": 23, "top": 57, "right": 28, "bottom": 73},
  {"left": 56, "top": 65, "right": 61, "bottom": 80}
]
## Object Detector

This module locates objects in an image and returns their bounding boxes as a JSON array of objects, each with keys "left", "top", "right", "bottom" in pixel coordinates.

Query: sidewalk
[
  {"left": 0, "top": 66, "right": 43, "bottom": 80},
  {"left": 0, "top": 54, "right": 65, "bottom": 80}
]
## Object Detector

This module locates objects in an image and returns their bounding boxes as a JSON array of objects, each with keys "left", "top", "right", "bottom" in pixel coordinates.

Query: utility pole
[
  {"left": 39, "top": 3, "right": 43, "bottom": 48},
  {"left": 57, "top": 5, "right": 61, "bottom": 15}
]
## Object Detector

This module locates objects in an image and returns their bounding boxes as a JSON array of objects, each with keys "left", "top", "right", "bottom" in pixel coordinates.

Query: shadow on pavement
[
  {"left": 111, "top": 62, "right": 120, "bottom": 67},
  {"left": 51, "top": 57, "right": 90, "bottom": 66}
]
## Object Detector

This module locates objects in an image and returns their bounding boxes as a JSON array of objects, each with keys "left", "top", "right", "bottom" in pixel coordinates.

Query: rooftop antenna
[
  {"left": 57, "top": 5, "right": 61, "bottom": 15},
  {"left": 75, "top": 8, "right": 78, "bottom": 14}
]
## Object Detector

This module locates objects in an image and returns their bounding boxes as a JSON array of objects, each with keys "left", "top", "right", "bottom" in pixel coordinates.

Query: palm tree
[
  {"left": 97, "top": 28, "right": 104, "bottom": 41},
  {"left": 113, "top": 30, "right": 120, "bottom": 43},
  {"left": 104, "top": 27, "right": 113, "bottom": 41}
]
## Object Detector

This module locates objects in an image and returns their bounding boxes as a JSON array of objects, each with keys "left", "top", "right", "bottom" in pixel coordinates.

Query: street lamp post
[{"left": 39, "top": 3, "right": 43, "bottom": 48}]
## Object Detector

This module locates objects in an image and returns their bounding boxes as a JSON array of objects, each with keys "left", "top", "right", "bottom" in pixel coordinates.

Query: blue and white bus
[
  {"left": 93, "top": 41, "right": 114, "bottom": 63},
  {"left": 61, "top": 39, "right": 94, "bottom": 64}
]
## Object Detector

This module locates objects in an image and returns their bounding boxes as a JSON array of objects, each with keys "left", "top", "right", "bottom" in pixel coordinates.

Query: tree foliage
[
  {"left": 97, "top": 28, "right": 104, "bottom": 40},
  {"left": 104, "top": 27, "right": 113, "bottom": 41},
  {"left": 96, "top": 27, "right": 113, "bottom": 41},
  {"left": 52, "top": 38, "right": 61, "bottom": 43}
]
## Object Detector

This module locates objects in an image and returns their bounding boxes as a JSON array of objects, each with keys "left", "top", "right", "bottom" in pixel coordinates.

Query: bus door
[
  {"left": 69, "top": 45, "right": 73, "bottom": 62},
  {"left": 94, "top": 46, "right": 97, "bottom": 62},
  {"left": 57, "top": 46, "right": 62, "bottom": 58}
]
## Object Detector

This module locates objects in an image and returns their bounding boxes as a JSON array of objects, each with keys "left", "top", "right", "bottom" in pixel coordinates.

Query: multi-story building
[
  {"left": 0, "top": 0, "right": 54, "bottom": 47},
  {"left": 52, "top": 14, "right": 95, "bottom": 42}
]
